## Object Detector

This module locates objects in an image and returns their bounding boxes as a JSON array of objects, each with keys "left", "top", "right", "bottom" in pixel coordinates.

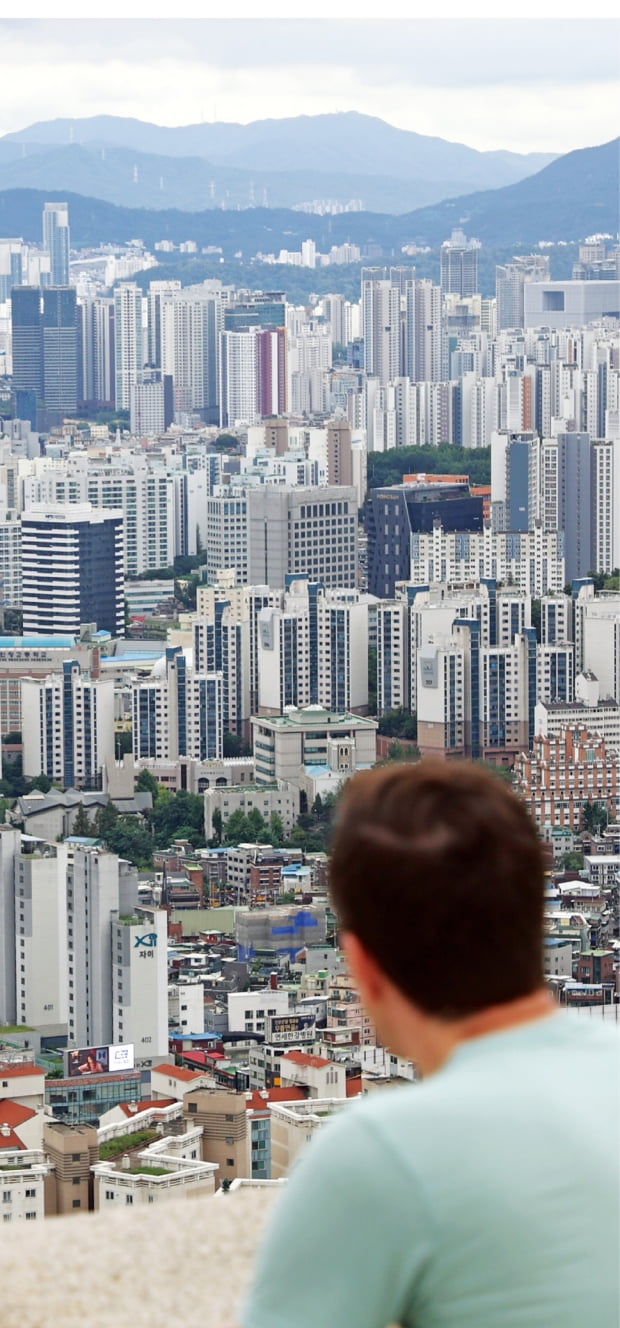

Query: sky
[{"left": 0, "top": 16, "right": 618, "bottom": 155}]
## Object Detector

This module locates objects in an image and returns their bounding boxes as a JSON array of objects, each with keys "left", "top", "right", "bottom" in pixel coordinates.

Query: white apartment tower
[
  {"left": 112, "top": 909, "right": 168, "bottom": 1064},
  {"left": 21, "top": 661, "right": 115, "bottom": 788},
  {"left": 114, "top": 282, "right": 144, "bottom": 410}
]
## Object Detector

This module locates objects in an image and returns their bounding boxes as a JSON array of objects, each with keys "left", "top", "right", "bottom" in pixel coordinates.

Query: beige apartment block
[
  {"left": 43, "top": 1121, "right": 98, "bottom": 1216},
  {"left": 183, "top": 1089, "right": 248, "bottom": 1186},
  {"left": 270, "top": 1098, "right": 349, "bottom": 1179}
]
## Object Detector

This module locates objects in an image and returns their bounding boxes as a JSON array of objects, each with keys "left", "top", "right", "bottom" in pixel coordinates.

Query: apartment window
[
  {"left": 225, "top": 1136, "right": 234, "bottom": 1145},
  {"left": 226, "top": 1158, "right": 234, "bottom": 1167},
  {"left": 72, "top": 1200, "right": 81, "bottom": 1209},
  {"left": 187, "top": 1102, "right": 197, "bottom": 1113},
  {"left": 105, "top": 1190, "right": 114, "bottom": 1201},
  {"left": 72, "top": 1176, "right": 81, "bottom": 1185},
  {"left": 126, "top": 1195, "right": 133, "bottom": 1205},
  {"left": 25, "top": 1189, "right": 36, "bottom": 1198},
  {"left": 71, "top": 1153, "right": 81, "bottom": 1162},
  {"left": 25, "top": 1212, "right": 37, "bottom": 1221},
  {"left": 2, "top": 1192, "right": 11, "bottom": 1203},
  {"left": 3, "top": 1213, "right": 11, "bottom": 1222},
  {"left": 225, "top": 1113, "right": 234, "bottom": 1122}
]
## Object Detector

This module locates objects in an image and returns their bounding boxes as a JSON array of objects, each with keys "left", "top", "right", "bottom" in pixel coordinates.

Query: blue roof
[{"left": 0, "top": 635, "right": 76, "bottom": 648}]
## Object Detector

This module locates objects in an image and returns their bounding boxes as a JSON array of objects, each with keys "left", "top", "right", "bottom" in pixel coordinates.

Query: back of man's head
[{"left": 329, "top": 760, "right": 545, "bottom": 1019}]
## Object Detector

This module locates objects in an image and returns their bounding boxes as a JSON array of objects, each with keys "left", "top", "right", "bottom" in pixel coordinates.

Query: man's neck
[{"left": 417, "top": 988, "right": 556, "bottom": 1077}]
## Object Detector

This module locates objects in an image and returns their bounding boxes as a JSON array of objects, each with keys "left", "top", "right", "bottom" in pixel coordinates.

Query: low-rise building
[
  {"left": 269, "top": 1096, "right": 349, "bottom": 1178},
  {"left": 514, "top": 726, "right": 620, "bottom": 829}
]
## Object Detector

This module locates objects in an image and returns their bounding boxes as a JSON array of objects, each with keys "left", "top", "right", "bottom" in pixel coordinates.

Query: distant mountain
[
  {"left": 394, "top": 138, "right": 620, "bottom": 246},
  {"left": 0, "top": 112, "right": 556, "bottom": 214},
  {"left": 0, "top": 138, "right": 615, "bottom": 258}
]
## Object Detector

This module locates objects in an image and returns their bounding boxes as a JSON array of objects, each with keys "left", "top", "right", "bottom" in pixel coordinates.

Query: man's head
[{"left": 330, "top": 760, "right": 546, "bottom": 1038}]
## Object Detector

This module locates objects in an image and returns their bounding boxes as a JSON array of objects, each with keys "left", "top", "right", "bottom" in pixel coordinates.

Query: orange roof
[
  {"left": 245, "top": 1087, "right": 307, "bottom": 1111},
  {"left": 0, "top": 1100, "right": 37, "bottom": 1126},
  {"left": 282, "top": 1051, "right": 331, "bottom": 1070},
  {"left": 119, "top": 1098, "right": 177, "bottom": 1117},
  {"left": 152, "top": 1064, "right": 205, "bottom": 1082},
  {"left": 0, "top": 1062, "right": 42, "bottom": 1079},
  {"left": 0, "top": 1129, "right": 26, "bottom": 1149}
]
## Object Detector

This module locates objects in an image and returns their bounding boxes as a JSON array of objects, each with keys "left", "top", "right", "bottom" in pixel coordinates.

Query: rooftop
[{"left": 281, "top": 1051, "right": 331, "bottom": 1070}]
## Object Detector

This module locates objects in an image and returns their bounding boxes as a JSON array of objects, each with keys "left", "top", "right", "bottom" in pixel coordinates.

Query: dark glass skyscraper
[
  {"left": 10, "top": 286, "right": 43, "bottom": 397},
  {"left": 42, "top": 286, "right": 78, "bottom": 417}
]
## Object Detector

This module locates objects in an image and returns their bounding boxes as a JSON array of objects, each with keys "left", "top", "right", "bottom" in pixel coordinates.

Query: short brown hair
[{"left": 329, "top": 760, "right": 545, "bottom": 1018}]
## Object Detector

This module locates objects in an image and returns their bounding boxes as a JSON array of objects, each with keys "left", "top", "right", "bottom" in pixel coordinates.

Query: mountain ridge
[
  {"left": 0, "top": 112, "right": 557, "bottom": 214},
  {"left": 0, "top": 138, "right": 615, "bottom": 256}
]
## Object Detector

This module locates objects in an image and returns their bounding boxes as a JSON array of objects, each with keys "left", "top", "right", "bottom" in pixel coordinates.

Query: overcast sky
[{"left": 0, "top": 18, "right": 618, "bottom": 154}]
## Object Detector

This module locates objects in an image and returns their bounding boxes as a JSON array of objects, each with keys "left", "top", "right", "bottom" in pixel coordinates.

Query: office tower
[
  {"left": 130, "top": 372, "right": 166, "bottom": 436},
  {"left": 361, "top": 271, "right": 401, "bottom": 385},
  {"left": 12, "top": 388, "right": 37, "bottom": 430},
  {"left": 132, "top": 647, "right": 223, "bottom": 762},
  {"left": 147, "top": 279, "right": 181, "bottom": 367},
  {"left": 114, "top": 282, "right": 144, "bottom": 410},
  {"left": 112, "top": 910, "right": 168, "bottom": 1062},
  {"left": 21, "top": 661, "right": 115, "bottom": 788},
  {"left": 366, "top": 478, "right": 485, "bottom": 598},
  {"left": 42, "top": 201, "right": 70, "bottom": 286},
  {"left": 247, "top": 485, "right": 359, "bottom": 589},
  {"left": 193, "top": 608, "right": 250, "bottom": 738},
  {"left": 404, "top": 279, "right": 443, "bottom": 383},
  {"left": 66, "top": 845, "right": 130, "bottom": 1047},
  {"left": 21, "top": 504, "right": 124, "bottom": 636},
  {"left": 42, "top": 286, "right": 78, "bottom": 418},
  {"left": 256, "top": 326, "right": 288, "bottom": 416},
  {"left": 15, "top": 840, "right": 68, "bottom": 1031},
  {"left": 440, "top": 230, "right": 479, "bottom": 296},
  {"left": 496, "top": 255, "right": 550, "bottom": 330},
  {"left": 10, "top": 286, "right": 43, "bottom": 397},
  {"left": 219, "top": 329, "right": 259, "bottom": 426}
]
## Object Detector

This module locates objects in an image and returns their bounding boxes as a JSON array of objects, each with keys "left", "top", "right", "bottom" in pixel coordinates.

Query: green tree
[
  {"left": 136, "top": 768, "right": 161, "bottom": 800},
  {"left": 223, "top": 809, "right": 252, "bottom": 844},
  {"left": 115, "top": 730, "right": 133, "bottom": 757},
  {"left": 29, "top": 773, "right": 52, "bottom": 793},
  {"left": 72, "top": 803, "right": 94, "bottom": 837},
  {"left": 558, "top": 851, "right": 584, "bottom": 872},
  {"left": 211, "top": 807, "right": 223, "bottom": 846},
  {"left": 246, "top": 806, "right": 269, "bottom": 841},
  {"left": 94, "top": 801, "right": 120, "bottom": 839},
  {"left": 377, "top": 707, "right": 418, "bottom": 741},
  {"left": 380, "top": 740, "right": 421, "bottom": 764},
  {"left": 269, "top": 812, "right": 284, "bottom": 846},
  {"left": 581, "top": 801, "right": 608, "bottom": 834},
  {"left": 223, "top": 732, "right": 252, "bottom": 758}
]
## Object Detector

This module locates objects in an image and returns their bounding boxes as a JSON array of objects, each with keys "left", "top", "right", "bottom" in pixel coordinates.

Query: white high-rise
[
  {"left": 362, "top": 272, "right": 401, "bottom": 386},
  {"left": 114, "top": 282, "right": 144, "bottom": 410},
  {"left": 21, "top": 661, "right": 115, "bottom": 789},
  {"left": 42, "top": 202, "right": 70, "bottom": 286},
  {"left": 112, "top": 910, "right": 168, "bottom": 1064}
]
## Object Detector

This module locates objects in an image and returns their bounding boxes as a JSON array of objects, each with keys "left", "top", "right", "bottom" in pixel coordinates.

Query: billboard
[
  {"left": 65, "top": 1043, "right": 135, "bottom": 1078},
  {"left": 265, "top": 1014, "right": 315, "bottom": 1044}
]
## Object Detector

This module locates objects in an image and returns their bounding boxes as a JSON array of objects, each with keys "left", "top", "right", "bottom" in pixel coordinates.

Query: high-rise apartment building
[
  {"left": 66, "top": 845, "right": 137, "bottom": 1048},
  {"left": 21, "top": 504, "right": 124, "bottom": 636},
  {"left": 114, "top": 282, "right": 144, "bottom": 410},
  {"left": 42, "top": 202, "right": 70, "bottom": 286},
  {"left": 112, "top": 909, "right": 168, "bottom": 1063},
  {"left": 440, "top": 230, "right": 479, "bottom": 297},
  {"left": 132, "top": 647, "right": 223, "bottom": 762},
  {"left": 15, "top": 840, "right": 68, "bottom": 1032},
  {"left": 361, "top": 271, "right": 401, "bottom": 386},
  {"left": 496, "top": 255, "right": 550, "bottom": 330},
  {"left": 21, "top": 660, "right": 115, "bottom": 788},
  {"left": 219, "top": 329, "right": 259, "bottom": 426}
]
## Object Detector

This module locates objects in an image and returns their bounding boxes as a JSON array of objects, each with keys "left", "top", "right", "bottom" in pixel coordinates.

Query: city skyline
[{"left": 0, "top": 18, "right": 618, "bottom": 155}]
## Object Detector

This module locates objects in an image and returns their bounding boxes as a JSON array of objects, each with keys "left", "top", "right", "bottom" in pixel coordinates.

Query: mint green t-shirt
[{"left": 240, "top": 1014, "right": 619, "bottom": 1328}]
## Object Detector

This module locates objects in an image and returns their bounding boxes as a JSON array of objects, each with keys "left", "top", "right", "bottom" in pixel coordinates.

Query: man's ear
[{"left": 341, "top": 930, "right": 385, "bottom": 1003}]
